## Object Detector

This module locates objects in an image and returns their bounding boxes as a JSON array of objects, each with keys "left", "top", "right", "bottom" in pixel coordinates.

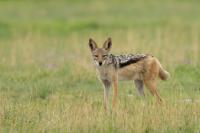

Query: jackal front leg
[
  {"left": 112, "top": 74, "right": 118, "bottom": 109},
  {"left": 102, "top": 79, "right": 111, "bottom": 111}
]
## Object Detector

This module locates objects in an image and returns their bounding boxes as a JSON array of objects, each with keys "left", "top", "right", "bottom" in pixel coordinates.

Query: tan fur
[
  {"left": 89, "top": 38, "right": 170, "bottom": 110},
  {"left": 112, "top": 74, "right": 118, "bottom": 108}
]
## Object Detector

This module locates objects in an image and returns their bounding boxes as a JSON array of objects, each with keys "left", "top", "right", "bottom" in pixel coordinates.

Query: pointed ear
[
  {"left": 88, "top": 38, "right": 98, "bottom": 51},
  {"left": 103, "top": 37, "right": 112, "bottom": 51}
]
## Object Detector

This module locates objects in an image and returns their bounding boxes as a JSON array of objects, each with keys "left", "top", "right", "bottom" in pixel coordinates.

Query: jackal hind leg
[
  {"left": 134, "top": 80, "right": 145, "bottom": 97},
  {"left": 144, "top": 80, "right": 162, "bottom": 104}
]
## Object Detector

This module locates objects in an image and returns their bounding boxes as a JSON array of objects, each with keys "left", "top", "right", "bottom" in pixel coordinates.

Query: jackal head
[{"left": 88, "top": 38, "right": 112, "bottom": 66}]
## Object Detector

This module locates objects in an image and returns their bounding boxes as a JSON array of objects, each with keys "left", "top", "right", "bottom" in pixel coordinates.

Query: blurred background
[{"left": 0, "top": 0, "right": 200, "bottom": 132}]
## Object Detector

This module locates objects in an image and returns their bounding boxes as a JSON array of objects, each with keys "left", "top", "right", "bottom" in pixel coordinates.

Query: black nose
[{"left": 99, "top": 62, "right": 102, "bottom": 66}]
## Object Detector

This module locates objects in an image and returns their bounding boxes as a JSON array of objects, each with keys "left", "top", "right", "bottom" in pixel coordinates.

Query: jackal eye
[
  {"left": 94, "top": 55, "right": 98, "bottom": 58},
  {"left": 103, "top": 55, "right": 108, "bottom": 58}
]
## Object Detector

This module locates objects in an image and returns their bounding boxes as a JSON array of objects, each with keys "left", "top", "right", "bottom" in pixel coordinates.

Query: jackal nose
[{"left": 99, "top": 62, "right": 102, "bottom": 66}]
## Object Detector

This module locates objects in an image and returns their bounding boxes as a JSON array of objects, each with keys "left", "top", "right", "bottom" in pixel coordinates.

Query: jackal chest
[{"left": 96, "top": 66, "right": 115, "bottom": 81}]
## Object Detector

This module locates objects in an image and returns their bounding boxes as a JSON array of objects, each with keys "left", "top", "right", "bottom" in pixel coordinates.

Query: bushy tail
[
  {"left": 159, "top": 68, "right": 170, "bottom": 80},
  {"left": 155, "top": 59, "right": 170, "bottom": 80}
]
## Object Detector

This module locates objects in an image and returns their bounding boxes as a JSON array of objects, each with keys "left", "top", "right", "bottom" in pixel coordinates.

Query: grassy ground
[{"left": 0, "top": 0, "right": 200, "bottom": 132}]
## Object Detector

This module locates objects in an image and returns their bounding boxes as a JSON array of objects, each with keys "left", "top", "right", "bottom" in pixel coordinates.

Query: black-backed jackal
[{"left": 88, "top": 38, "right": 170, "bottom": 110}]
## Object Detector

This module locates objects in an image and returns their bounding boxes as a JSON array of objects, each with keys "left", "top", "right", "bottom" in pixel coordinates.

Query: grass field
[{"left": 0, "top": 0, "right": 200, "bottom": 132}]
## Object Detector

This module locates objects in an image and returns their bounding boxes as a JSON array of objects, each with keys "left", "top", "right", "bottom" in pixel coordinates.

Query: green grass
[{"left": 0, "top": 0, "right": 200, "bottom": 132}]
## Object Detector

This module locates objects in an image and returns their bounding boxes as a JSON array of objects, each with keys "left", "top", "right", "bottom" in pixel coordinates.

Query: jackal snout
[{"left": 98, "top": 62, "right": 102, "bottom": 66}]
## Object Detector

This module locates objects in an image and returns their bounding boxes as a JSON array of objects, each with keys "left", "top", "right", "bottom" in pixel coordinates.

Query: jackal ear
[
  {"left": 89, "top": 38, "right": 98, "bottom": 51},
  {"left": 103, "top": 37, "right": 112, "bottom": 51}
]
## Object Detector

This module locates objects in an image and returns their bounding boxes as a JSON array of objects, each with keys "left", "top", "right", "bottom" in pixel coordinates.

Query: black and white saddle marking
[{"left": 108, "top": 54, "right": 147, "bottom": 68}]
